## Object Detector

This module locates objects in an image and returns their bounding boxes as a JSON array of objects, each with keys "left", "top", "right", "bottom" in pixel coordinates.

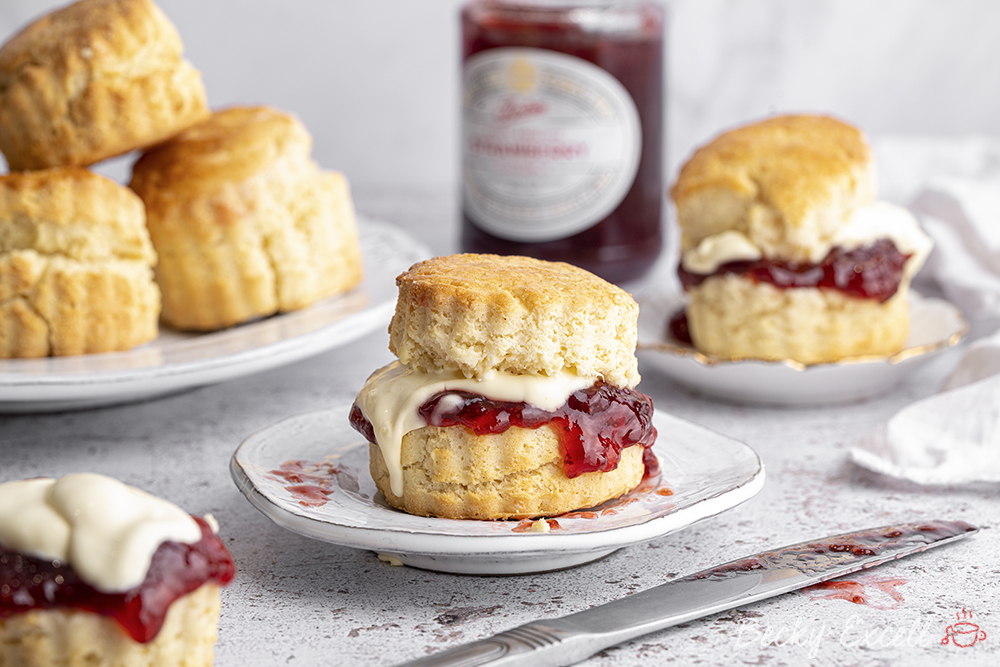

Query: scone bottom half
[
  {"left": 0, "top": 168, "right": 160, "bottom": 358},
  {"left": 351, "top": 254, "right": 659, "bottom": 520},
  {"left": 0, "top": 474, "right": 235, "bottom": 666},
  {"left": 669, "top": 114, "right": 933, "bottom": 365}
]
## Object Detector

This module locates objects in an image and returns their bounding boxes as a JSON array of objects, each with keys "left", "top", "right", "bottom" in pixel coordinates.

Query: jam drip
[
  {"left": 350, "top": 404, "right": 377, "bottom": 447},
  {"left": 0, "top": 516, "right": 235, "bottom": 643},
  {"left": 667, "top": 310, "right": 692, "bottom": 345},
  {"left": 351, "top": 380, "right": 657, "bottom": 479},
  {"left": 678, "top": 239, "right": 911, "bottom": 303}
]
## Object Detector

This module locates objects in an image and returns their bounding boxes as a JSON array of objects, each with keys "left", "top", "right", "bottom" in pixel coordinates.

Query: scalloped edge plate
[
  {"left": 230, "top": 404, "right": 765, "bottom": 574},
  {"left": 637, "top": 290, "right": 967, "bottom": 406}
]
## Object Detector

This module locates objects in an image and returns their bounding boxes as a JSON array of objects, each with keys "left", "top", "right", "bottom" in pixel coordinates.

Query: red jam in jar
[
  {"left": 0, "top": 516, "right": 235, "bottom": 643},
  {"left": 460, "top": 0, "right": 665, "bottom": 283},
  {"left": 350, "top": 379, "right": 658, "bottom": 479}
]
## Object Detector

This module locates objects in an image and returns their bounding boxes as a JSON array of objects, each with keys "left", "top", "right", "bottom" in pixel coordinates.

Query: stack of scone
[
  {"left": 0, "top": 0, "right": 363, "bottom": 357},
  {"left": 0, "top": 0, "right": 206, "bottom": 357},
  {"left": 671, "top": 114, "right": 932, "bottom": 364},
  {"left": 350, "top": 254, "right": 657, "bottom": 520},
  {"left": 0, "top": 473, "right": 235, "bottom": 667}
]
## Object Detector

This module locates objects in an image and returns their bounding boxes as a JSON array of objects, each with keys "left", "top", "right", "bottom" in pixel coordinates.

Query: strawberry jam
[
  {"left": 678, "top": 239, "right": 911, "bottom": 303},
  {"left": 350, "top": 380, "right": 657, "bottom": 479},
  {"left": 0, "top": 516, "right": 234, "bottom": 643},
  {"left": 667, "top": 309, "right": 692, "bottom": 345}
]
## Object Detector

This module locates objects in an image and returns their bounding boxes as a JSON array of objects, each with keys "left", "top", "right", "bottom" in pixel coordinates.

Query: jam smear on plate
[
  {"left": 0, "top": 516, "right": 235, "bottom": 643},
  {"left": 678, "top": 239, "right": 911, "bottom": 303},
  {"left": 350, "top": 380, "right": 657, "bottom": 479}
]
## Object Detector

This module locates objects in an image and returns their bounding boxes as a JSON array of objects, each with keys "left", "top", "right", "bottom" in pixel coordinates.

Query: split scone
[
  {"left": 0, "top": 0, "right": 209, "bottom": 171},
  {"left": 0, "top": 168, "right": 159, "bottom": 358},
  {"left": 350, "top": 254, "right": 658, "bottom": 520},
  {"left": 130, "top": 105, "right": 364, "bottom": 331},
  {"left": 670, "top": 115, "right": 933, "bottom": 364},
  {"left": 0, "top": 473, "right": 235, "bottom": 667}
]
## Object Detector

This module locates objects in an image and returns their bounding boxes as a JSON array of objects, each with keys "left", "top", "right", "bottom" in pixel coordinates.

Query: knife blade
[{"left": 395, "top": 520, "right": 977, "bottom": 667}]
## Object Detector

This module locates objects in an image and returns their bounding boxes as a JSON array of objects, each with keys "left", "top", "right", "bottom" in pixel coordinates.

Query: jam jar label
[{"left": 462, "top": 47, "right": 642, "bottom": 242}]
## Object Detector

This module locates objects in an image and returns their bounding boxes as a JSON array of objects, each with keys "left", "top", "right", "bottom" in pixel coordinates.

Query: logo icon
[{"left": 941, "top": 608, "right": 987, "bottom": 648}]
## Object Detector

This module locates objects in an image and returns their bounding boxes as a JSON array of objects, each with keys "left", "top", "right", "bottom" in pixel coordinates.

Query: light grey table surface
[{"left": 1, "top": 191, "right": 996, "bottom": 667}]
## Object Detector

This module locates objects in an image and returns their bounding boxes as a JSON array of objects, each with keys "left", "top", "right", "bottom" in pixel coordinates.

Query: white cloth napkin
[{"left": 850, "top": 136, "right": 1000, "bottom": 485}]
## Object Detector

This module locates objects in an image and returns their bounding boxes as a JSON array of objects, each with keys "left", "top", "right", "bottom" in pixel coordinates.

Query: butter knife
[{"left": 396, "top": 520, "right": 977, "bottom": 667}]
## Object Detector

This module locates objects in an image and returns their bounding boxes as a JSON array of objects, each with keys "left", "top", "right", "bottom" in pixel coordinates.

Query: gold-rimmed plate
[{"left": 637, "top": 290, "right": 967, "bottom": 406}]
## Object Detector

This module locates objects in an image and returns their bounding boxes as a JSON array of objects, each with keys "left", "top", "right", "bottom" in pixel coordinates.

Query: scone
[
  {"left": 0, "top": 168, "right": 159, "bottom": 358},
  {"left": 350, "top": 254, "right": 657, "bottom": 520},
  {"left": 0, "top": 473, "right": 235, "bottom": 667},
  {"left": 129, "top": 105, "right": 364, "bottom": 331},
  {"left": 670, "top": 115, "right": 933, "bottom": 364},
  {"left": 0, "top": 0, "right": 209, "bottom": 171}
]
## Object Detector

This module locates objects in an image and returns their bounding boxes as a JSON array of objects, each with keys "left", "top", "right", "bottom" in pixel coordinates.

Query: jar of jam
[{"left": 460, "top": 0, "right": 664, "bottom": 283}]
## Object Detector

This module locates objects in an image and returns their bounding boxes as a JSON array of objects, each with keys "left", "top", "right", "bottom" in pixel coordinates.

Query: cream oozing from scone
[
  {"left": 681, "top": 202, "right": 933, "bottom": 279},
  {"left": 355, "top": 360, "right": 597, "bottom": 496},
  {"left": 682, "top": 230, "right": 763, "bottom": 273},
  {"left": 0, "top": 474, "right": 200, "bottom": 592}
]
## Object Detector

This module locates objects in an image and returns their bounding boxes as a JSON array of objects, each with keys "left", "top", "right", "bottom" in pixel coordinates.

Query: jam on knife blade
[{"left": 395, "top": 520, "right": 978, "bottom": 667}]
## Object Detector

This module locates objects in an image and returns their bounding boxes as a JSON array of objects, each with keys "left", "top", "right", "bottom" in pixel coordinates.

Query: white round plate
[
  {"left": 230, "top": 405, "right": 765, "bottom": 575},
  {"left": 637, "top": 290, "right": 967, "bottom": 406},
  {"left": 0, "top": 219, "right": 429, "bottom": 413}
]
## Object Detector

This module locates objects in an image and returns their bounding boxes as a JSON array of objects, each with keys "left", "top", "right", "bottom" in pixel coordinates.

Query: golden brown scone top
[
  {"left": 671, "top": 115, "right": 876, "bottom": 261},
  {"left": 0, "top": 168, "right": 154, "bottom": 264},
  {"left": 0, "top": 0, "right": 209, "bottom": 170},
  {"left": 0, "top": 0, "right": 184, "bottom": 91},
  {"left": 397, "top": 254, "right": 627, "bottom": 311},
  {"left": 130, "top": 106, "right": 312, "bottom": 196},
  {"left": 672, "top": 115, "right": 871, "bottom": 212},
  {"left": 389, "top": 254, "right": 641, "bottom": 387}
]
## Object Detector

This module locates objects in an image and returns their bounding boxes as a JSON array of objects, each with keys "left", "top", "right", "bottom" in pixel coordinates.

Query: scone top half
[
  {"left": 130, "top": 105, "right": 315, "bottom": 201},
  {"left": 389, "top": 254, "right": 641, "bottom": 388},
  {"left": 672, "top": 114, "right": 929, "bottom": 274},
  {"left": 0, "top": 0, "right": 209, "bottom": 170},
  {"left": 672, "top": 115, "right": 874, "bottom": 265}
]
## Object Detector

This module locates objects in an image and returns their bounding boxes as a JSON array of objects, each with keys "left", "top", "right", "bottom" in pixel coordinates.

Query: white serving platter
[{"left": 0, "top": 219, "right": 429, "bottom": 412}]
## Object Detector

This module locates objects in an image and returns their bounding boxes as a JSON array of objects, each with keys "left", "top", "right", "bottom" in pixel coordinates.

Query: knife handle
[{"left": 397, "top": 623, "right": 581, "bottom": 667}]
